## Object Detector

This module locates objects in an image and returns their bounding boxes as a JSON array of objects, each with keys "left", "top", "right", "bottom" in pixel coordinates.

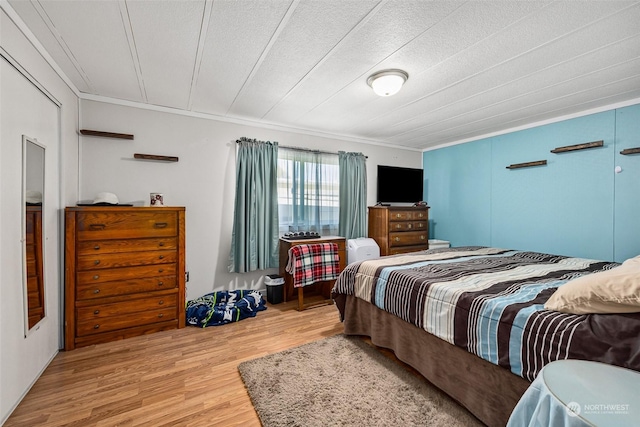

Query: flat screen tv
[{"left": 377, "top": 165, "right": 424, "bottom": 204}]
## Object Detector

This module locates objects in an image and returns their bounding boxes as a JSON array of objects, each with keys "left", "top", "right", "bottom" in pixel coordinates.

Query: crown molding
[
  {"left": 79, "top": 92, "right": 423, "bottom": 152},
  {"left": 423, "top": 97, "right": 640, "bottom": 152}
]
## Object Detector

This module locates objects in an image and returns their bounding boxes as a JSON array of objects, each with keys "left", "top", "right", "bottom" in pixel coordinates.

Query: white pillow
[{"left": 544, "top": 258, "right": 640, "bottom": 314}]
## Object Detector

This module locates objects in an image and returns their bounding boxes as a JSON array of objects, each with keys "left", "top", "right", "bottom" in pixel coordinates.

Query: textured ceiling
[{"left": 8, "top": 0, "right": 640, "bottom": 150}]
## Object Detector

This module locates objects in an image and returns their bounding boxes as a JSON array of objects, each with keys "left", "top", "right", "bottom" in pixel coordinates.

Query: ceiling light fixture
[{"left": 367, "top": 69, "right": 408, "bottom": 97}]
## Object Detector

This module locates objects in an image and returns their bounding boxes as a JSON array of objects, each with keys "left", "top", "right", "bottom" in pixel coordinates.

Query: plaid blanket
[{"left": 286, "top": 243, "right": 340, "bottom": 288}]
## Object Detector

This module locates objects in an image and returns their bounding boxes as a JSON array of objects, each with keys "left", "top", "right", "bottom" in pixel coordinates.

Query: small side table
[
  {"left": 508, "top": 359, "right": 640, "bottom": 427},
  {"left": 278, "top": 236, "right": 346, "bottom": 305}
]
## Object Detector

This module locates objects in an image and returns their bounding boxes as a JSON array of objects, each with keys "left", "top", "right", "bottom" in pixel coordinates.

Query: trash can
[{"left": 264, "top": 274, "right": 284, "bottom": 304}]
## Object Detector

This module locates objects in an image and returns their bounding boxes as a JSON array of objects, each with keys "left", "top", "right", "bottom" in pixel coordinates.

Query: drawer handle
[
  {"left": 159, "top": 242, "right": 165, "bottom": 247},
  {"left": 418, "top": 213, "right": 424, "bottom": 218},
  {"left": 94, "top": 309, "right": 100, "bottom": 315},
  {"left": 158, "top": 281, "right": 164, "bottom": 286},
  {"left": 155, "top": 222, "right": 168, "bottom": 228},
  {"left": 94, "top": 245, "right": 100, "bottom": 250},
  {"left": 159, "top": 300, "right": 164, "bottom": 305},
  {"left": 159, "top": 255, "right": 164, "bottom": 259},
  {"left": 396, "top": 214, "right": 401, "bottom": 218},
  {"left": 158, "top": 269, "right": 164, "bottom": 273},
  {"left": 396, "top": 224, "right": 401, "bottom": 229},
  {"left": 395, "top": 237, "right": 400, "bottom": 242},
  {"left": 421, "top": 235, "right": 425, "bottom": 240},
  {"left": 93, "top": 275, "right": 100, "bottom": 280},
  {"left": 94, "top": 289, "right": 100, "bottom": 294},
  {"left": 407, "top": 224, "right": 412, "bottom": 229},
  {"left": 158, "top": 313, "right": 164, "bottom": 318},
  {"left": 94, "top": 260, "right": 100, "bottom": 265},
  {"left": 89, "top": 224, "right": 106, "bottom": 230},
  {"left": 93, "top": 324, "right": 100, "bottom": 329}
]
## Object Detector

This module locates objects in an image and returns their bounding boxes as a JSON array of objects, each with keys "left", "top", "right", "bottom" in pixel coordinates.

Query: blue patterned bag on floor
[{"left": 186, "top": 290, "right": 267, "bottom": 327}]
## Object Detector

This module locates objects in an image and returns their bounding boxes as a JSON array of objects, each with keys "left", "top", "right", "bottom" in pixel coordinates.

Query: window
[{"left": 277, "top": 148, "right": 339, "bottom": 236}]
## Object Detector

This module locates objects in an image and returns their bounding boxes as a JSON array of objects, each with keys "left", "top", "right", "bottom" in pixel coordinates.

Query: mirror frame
[{"left": 22, "top": 135, "right": 46, "bottom": 335}]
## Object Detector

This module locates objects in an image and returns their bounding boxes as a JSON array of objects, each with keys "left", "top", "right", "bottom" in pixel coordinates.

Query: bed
[{"left": 331, "top": 246, "right": 640, "bottom": 427}]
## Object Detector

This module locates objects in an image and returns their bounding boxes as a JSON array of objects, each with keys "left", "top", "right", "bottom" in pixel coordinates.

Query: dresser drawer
[
  {"left": 412, "top": 210, "right": 428, "bottom": 220},
  {"left": 25, "top": 212, "right": 35, "bottom": 244},
  {"left": 389, "top": 244, "right": 429, "bottom": 255},
  {"left": 26, "top": 258, "right": 37, "bottom": 277},
  {"left": 389, "top": 231, "right": 428, "bottom": 247},
  {"left": 77, "top": 293, "right": 177, "bottom": 320},
  {"left": 388, "top": 210, "right": 415, "bottom": 221},
  {"left": 77, "top": 250, "right": 177, "bottom": 271},
  {"left": 76, "top": 306, "right": 177, "bottom": 336},
  {"left": 25, "top": 245, "right": 36, "bottom": 263},
  {"left": 76, "top": 211, "right": 178, "bottom": 240},
  {"left": 76, "top": 276, "right": 177, "bottom": 300},
  {"left": 27, "top": 277, "right": 43, "bottom": 306},
  {"left": 77, "top": 264, "right": 177, "bottom": 285},
  {"left": 388, "top": 210, "right": 428, "bottom": 221},
  {"left": 389, "top": 221, "right": 428, "bottom": 231},
  {"left": 77, "top": 237, "right": 178, "bottom": 255},
  {"left": 411, "top": 221, "right": 428, "bottom": 230}
]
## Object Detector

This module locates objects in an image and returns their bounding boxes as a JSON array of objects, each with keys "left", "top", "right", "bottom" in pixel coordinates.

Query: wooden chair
[{"left": 285, "top": 243, "right": 341, "bottom": 311}]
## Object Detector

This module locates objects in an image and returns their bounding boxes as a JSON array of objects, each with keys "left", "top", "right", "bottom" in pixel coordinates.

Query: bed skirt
[{"left": 339, "top": 295, "right": 531, "bottom": 427}]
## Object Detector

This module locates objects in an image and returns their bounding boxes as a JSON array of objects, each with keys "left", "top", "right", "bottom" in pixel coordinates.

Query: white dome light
[{"left": 367, "top": 69, "right": 408, "bottom": 97}]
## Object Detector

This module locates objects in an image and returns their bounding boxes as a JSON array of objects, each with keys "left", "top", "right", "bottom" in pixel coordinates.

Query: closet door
[
  {"left": 614, "top": 104, "right": 640, "bottom": 262},
  {"left": 1, "top": 54, "right": 60, "bottom": 422}
]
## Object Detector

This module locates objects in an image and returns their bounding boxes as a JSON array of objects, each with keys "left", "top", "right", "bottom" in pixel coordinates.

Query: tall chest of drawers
[
  {"left": 64, "top": 206, "right": 186, "bottom": 350},
  {"left": 368, "top": 206, "right": 429, "bottom": 256}
]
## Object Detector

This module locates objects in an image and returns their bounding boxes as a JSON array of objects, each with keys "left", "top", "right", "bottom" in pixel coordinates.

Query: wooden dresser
[
  {"left": 64, "top": 206, "right": 186, "bottom": 350},
  {"left": 368, "top": 206, "right": 429, "bottom": 256}
]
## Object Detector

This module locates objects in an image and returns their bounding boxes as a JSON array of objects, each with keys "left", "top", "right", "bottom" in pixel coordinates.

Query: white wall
[
  {"left": 79, "top": 99, "right": 422, "bottom": 300},
  {"left": 0, "top": 5, "right": 420, "bottom": 421},
  {"left": 0, "top": 7, "right": 79, "bottom": 424}
]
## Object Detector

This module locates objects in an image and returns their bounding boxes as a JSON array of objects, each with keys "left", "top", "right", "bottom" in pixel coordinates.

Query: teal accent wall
[
  {"left": 614, "top": 106, "right": 640, "bottom": 261},
  {"left": 424, "top": 139, "right": 492, "bottom": 245},
  {"left": 423, "top": 103, "right": 640, "bottom": 262}
]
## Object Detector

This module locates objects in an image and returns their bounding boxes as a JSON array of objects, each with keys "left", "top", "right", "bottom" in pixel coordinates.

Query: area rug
[{"left": 237, "top": 334, "right": 483, "bottom": 426}]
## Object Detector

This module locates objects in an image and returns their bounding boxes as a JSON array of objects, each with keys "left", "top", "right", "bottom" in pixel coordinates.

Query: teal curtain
[
  {"left": 338, "top": 151, "right": 367, "bottom": 239},
  {"left": 228, "top": 138, "right": 279, "bottom": 273}
]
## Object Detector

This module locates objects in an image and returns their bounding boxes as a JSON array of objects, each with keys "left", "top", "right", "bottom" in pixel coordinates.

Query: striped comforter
[{"left": 332, "top": 246, "right": 640, "bottom": 380}]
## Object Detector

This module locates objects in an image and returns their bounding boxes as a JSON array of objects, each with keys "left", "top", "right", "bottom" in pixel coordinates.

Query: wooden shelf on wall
[
  {"left": 506, "top": 160, "right": 547, "bottom": 170},
  {"left": 551, "top": 140, "right": 603, "bottom": 154},
  {"left": 133, "top": 153, "right": 179, "bottom": 162},
  {"left": 80, "top": 129, "right": 134, "bottom": 140},
  {"left": 620, "top": 147, "right": 640, "bottom": 155}
]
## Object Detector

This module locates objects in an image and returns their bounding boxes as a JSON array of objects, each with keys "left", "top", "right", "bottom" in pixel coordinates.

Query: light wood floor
[{"left": 5, "top": 299, "right": 344, "bottom": 427}]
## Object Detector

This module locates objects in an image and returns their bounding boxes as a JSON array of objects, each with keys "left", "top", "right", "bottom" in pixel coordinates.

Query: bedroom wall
[
  {"left": 0, "top": 6, "right": 79, "bottom": 424},
  {"left": 423, "top": 103, "right": 640, "bottom": 263},
  {"left": 78, "top": 99, "right": 422, "bottom": 301}
]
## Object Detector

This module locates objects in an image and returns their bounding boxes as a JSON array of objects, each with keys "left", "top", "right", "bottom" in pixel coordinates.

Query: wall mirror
[{"left": 23, "top": 135, "right": 46, "bottom": 334}]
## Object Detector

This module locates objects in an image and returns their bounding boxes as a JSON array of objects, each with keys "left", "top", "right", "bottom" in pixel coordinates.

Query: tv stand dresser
[{"left": 368, "top": 206, "right": 429, "bottom": 256}]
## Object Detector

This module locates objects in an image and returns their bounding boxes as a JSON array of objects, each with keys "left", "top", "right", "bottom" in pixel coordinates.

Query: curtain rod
[
  {"left": 236, "top": 139, "right": 367, "bottom": 158},
  {"left": 281, "top": 145, "right": 367, "bottom": 158}
]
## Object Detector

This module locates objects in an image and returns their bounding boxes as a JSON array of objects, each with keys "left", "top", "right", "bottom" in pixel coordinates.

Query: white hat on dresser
[{"left": 92, "top": 192, "right": 119, "bottom": 205}]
